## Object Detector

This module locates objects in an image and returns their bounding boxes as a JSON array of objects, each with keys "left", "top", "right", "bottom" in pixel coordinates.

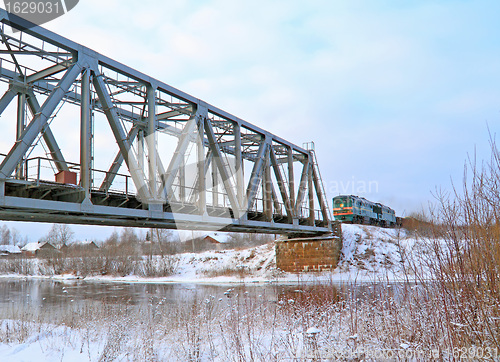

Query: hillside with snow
[
  {"left": 0, "top": 224, "right": 425, "bottom": 284},
  {"left": 81, "top": 224, "right": 422, "bottom": 284}
]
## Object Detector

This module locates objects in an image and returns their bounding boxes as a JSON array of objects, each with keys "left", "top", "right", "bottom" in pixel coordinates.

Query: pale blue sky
[{"left": 2, "top": 0, "right": 500, "bottom": 241}]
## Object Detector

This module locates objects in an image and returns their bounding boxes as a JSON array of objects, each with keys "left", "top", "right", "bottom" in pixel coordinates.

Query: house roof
[
  {"left": 21, "top": 242, "right": 42, "bottom": 252},
  {"left": 64, "top": 240, "right": 99, "bottom": 248},
  {"left": 21, "top": 241, "right": 56, "bottom": 252},
  {"left": 204, "top": 232, "right": 231, "bottom": 244},
  {"left": 80, "top": 240, "right": 99, "bottom": 247},
  {"left": 0, "top": 245, "right": 21, "bottom": 254}
]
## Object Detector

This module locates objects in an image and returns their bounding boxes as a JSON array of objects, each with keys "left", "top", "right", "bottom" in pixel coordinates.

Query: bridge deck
[{"left": 0, "top": 179, "right": 330, "bottom": 235}]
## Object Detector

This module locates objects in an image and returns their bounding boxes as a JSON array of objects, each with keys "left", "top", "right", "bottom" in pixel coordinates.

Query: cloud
[{"left": 2, "top": 0, "right": 500, "bottom": 236}]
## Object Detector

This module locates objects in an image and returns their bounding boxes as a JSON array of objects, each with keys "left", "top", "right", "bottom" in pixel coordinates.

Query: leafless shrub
[
  {"left": 201, "top": 265, "right": 250, "bottom": 278},
  {"left": 137, "top": 254, "right": 179, "bottom": 278},
  {"left": 0, "top": 257, "right": 35, "bottom": 275},
  {"left": 412, "top": 136, "right": 500, "bottom": 352}
]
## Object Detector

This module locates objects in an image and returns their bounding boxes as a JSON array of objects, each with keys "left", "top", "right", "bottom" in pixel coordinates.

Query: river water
[{"left": 0, "top": 278, "right": 403, "bottom": 315}]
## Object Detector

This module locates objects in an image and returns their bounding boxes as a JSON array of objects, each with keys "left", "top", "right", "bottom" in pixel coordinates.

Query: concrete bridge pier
[{"left": 275, "top": 222, "right": 342, "bottom": 273}]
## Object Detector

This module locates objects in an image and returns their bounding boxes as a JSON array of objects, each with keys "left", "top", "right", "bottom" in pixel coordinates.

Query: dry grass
[
  {"left": 1, "top": 140, "right": 499, "bottom": 360},
  {"left": 0, "top": 253, "right": 179, "bottom": 278},
  {"left": 402, "top": 136, "right": 500, "bottom": 354},
  {"left": 200, "top": 265, "right": 251, "bottom": 279},
  {"left": 1, "top": 279, "right": 495, "bottom": 361}
]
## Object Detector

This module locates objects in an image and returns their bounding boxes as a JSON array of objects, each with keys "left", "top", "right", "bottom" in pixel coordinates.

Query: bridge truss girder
[{"left": 0, "top": 10, "right": 331, "bottom": 236}]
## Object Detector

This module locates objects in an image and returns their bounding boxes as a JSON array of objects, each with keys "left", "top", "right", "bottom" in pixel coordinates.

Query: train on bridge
[{"left": 332, "top": 195, "right": 399, "bottom": 227}]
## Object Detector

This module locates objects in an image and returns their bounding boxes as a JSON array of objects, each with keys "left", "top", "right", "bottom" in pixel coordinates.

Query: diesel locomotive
[{"left": 332, "top": 195, "right": 397, "bottom": 227}]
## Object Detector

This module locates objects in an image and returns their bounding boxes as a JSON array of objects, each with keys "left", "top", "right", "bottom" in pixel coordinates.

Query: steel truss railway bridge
[{"left": 0, "top": 10, "right": 332, "bottom": 237}]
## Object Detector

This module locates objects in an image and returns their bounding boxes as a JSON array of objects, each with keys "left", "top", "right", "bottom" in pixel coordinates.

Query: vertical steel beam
[
  {"left": 25, "top": 91, "right": 69, "bottom": 172},
  {"left": 212, "top": 164, "right": 219, "bottom": 207},
  {"left": 234, "top": 122, "right": 244, "bottom": 208},
  {"left": 80, "top": 68, "right": 92, "bottom": 198},
  {"left": 263, "top": 148, "right": 273, "bottom": 221},
  {"left": 137, "top": 129, "right": 145, "bottom": 176},
  {"left": 196, "top": 117, "right": 206, "bottom": 214},
  {"left": 15, "top": 92, "right": 26, "bottom": 179},
  {"left": 92, "top": 71, "right": 151, "bottom": 202},
  {"left": 287, "top": 147, "right": 295, "bottom": 210},
  {"left": 0, "top": 64, "right": 81, "bottom": 179},
  {"left": 308, "top": 162, "right": 315, "bottom": 226},
  {"left": 146, "top": 85, "right": 157, "bottom": 199},
  {"left": 179, "top": 155, "right": 186, "bottom": 202}
]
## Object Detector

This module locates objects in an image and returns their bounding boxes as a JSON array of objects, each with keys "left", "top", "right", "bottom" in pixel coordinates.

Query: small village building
[
  {"left": 61, "top": 240, "right": 99, "bottom": 254},
  {"left": 0, "top": 245, "right": 22, "bottom": 258},
  {"left": 202, "top": 233, "right": 231, "bottom": 250},
  {"left": 21, "top": 242, "right": 58, "bottom": 257}
]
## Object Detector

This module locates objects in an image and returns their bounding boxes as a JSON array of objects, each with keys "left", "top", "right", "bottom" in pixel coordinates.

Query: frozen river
[
  {"left": 0, "top": 278, "right": 402, "bottom": 313},
  {"left": 0, "top": 278, "right": 414, "bottom": 361}
]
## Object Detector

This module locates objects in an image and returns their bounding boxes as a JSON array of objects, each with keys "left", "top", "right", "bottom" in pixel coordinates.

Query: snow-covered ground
[
  {"left": 0, "top": 224, "right": 425, "bottom": 284},
  {"left": 0, "top": 225, "right": 469, "bottom": 361},
  {"left": 96, "top": 224, "right": 424, "bottom": 283}
]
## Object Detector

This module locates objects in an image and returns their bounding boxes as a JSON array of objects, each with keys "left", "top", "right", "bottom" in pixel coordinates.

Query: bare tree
[
  {"left": 0, "top": 225, "right": 11, "bottom": 245},
  {"left": 120, "top": 228, "right": 139, "bottom": 244},
  {"left": 152, "top": 228, "right": 179, "bottom": 255},
  {"left": 41, "top": 224, "right": 74, "bottom": 249}
]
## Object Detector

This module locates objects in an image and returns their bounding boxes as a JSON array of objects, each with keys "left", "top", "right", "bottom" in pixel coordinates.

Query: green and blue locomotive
[{"left": 332, "top": 195, "right": 397, "bottom": 227}]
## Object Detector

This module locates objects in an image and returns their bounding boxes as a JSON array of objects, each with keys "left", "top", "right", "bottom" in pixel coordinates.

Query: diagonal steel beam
[
  {"left": 270, "top": 180, "right": 282, "bottom": 215},
  {"left": 270, "top": 147, "right": 294, "bottom": 220},
  {"left": 157, "top": 149, "right": 177, "bottom": 204},
  {"left": 0, "top": 88, "right": 16, "bottom": 115},
  {"left": 99, "top": 126, "right": 139, "bottom": 192},
  {"left": 91, "top": 70, "right": 151, "bottom": 202},
  {"left": 26, "top": 62, "right": 70, "bottom": 83},
  {"left": 0, "top": 63, "right": 81, "bottom": 179},
  {"left": 159, "top": 116, "right": 197, "bottom": 200},
  {"left": 246, "top": 139, "right": 268, "bottom": 211},
  {"left": 26, "top": 90, "right": 69, "bottom": 172},
  {"left": 205, "top": 118, "right": 240, "bottom": 218}
]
